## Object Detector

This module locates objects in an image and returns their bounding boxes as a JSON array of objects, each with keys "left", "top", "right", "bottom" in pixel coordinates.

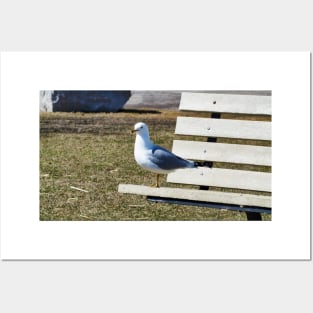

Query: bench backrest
[{"left": 166, "top": 92, "right": 272, "bottom": 207}]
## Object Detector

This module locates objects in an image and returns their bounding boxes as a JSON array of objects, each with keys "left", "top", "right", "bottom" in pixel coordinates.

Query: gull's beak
[{"left": 131, "top": 128, "right": 137, "bottom": 134}]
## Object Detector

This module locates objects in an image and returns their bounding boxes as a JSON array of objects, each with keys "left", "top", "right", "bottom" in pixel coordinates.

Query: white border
[{"left": 0, "top": 52, "right": 310, "bottom": 259}]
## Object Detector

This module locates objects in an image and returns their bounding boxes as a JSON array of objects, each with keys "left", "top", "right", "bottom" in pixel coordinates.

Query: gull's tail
[
  {"left": 194, "top": 161, "right": 213, "bottom": 168},
  {"left": 180, "top": 157, "right": 213, "bottom": 169}
]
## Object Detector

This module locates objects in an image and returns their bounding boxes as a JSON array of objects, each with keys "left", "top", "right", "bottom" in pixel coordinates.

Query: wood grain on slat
[
  {"left": 172, "top": 140, "right": 272, "bottom": 166},
  {"left": 175, "top": 117, "right": 271, "bottom": 140},
  {"left": 167, "top": 167, "right": 271, "bottom": 192},
  {"left": 118, "top": 184, "right": 271, "bottom": 208},
  {"left": 180, "top": 92, "right": 271, "bottom": 115}
]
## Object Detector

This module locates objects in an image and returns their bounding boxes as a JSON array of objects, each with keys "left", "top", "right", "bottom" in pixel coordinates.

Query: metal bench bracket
[{"left": 147, "top": 196, "right": 271, "bottom": 219}]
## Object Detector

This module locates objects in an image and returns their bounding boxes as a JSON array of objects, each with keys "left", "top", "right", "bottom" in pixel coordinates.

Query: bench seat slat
[
  {"left": 172, "top": 140, "right": 272, "bottom": 166},
  {"left": 118, "top": 184, "right": 271, "bottom": 208},
  {"left": 167, "top": 167, "right": 271, "bottom": 192},
  {"left": 175, "top": 117, "right": 271, "bottom": 141},
  {"left": 180, "top": 92, "right": 271, "bottom": 115}
]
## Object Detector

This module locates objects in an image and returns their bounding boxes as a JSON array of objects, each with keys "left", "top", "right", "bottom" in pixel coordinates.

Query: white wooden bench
[{"left": 118, "top": 92, "right": 272, "bottom": 220}]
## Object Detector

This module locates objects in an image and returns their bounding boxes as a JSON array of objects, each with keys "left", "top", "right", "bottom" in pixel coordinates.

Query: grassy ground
[{"left": 40, "top": 109, "right": 271, "bottom": 221}]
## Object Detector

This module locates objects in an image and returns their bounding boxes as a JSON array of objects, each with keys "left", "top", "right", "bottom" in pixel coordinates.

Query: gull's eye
[{"left": 140, "top": 126, "right": 143, "bottom": 129}]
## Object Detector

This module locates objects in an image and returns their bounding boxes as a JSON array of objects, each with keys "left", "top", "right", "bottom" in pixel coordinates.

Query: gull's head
[{"left": 132, "top": 122, "right": 149, "bottom": 137}]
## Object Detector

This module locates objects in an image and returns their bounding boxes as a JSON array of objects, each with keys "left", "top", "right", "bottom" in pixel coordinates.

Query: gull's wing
[{"left": 148, "top": 145, "right": 194, "bottom": 170}]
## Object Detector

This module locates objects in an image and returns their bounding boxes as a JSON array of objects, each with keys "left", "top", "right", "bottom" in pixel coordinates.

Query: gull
[{"left": 132, "top": 122, "right": 197, "bottom": 187}]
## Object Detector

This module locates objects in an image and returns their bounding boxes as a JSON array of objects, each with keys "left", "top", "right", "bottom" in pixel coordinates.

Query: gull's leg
[{"left": 155, "top": 174, "right": 160, "bottom": 188}]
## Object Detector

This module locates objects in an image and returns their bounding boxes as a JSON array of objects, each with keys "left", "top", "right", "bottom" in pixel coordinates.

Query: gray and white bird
[{"left": 132, "top": 122, "right": 197, "bottom": 187}]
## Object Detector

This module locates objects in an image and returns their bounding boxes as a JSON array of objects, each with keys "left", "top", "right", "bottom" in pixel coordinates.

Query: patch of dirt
[{"left": 40, "top": 112, "right": 177, "bottom": 135}]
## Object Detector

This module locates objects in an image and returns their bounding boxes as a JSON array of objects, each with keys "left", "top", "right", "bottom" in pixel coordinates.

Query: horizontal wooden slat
[
  {"left": 175, "top": 117, "right": 271, "bottom": 140},
  {"left": 172, "top": 140, "right": 272, "bottom": 166},
  {"left": 118, "top": 184, "right": 271, "bottom": 208},
  {"left": 167, "top": 167, "right": 271, "bottom": 192},
  {"left": 180, "top": 92, "right": 271, "bottom": 115}
]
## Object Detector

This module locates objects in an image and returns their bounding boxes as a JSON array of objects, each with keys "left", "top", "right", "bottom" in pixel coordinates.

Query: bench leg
[{"left": 245, "top": 212, "right": 262, "bottom": 220}]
